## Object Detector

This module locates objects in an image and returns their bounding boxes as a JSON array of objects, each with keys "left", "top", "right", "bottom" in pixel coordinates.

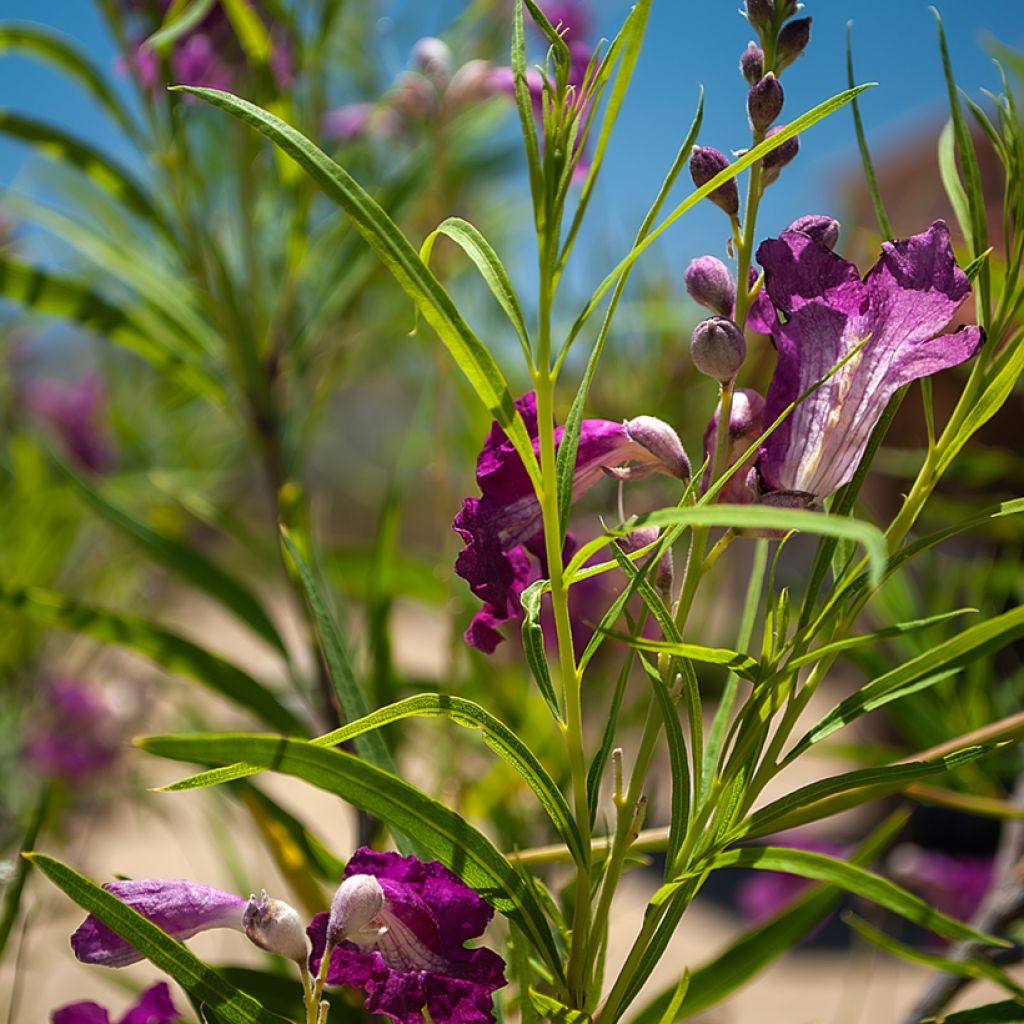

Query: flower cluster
[{"left": 65, "top": 849, "right": 505, "bottom": 1024}]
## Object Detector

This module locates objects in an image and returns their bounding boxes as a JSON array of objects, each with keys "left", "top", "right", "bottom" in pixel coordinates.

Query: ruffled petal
[
  {"left": 757, "top": 229, "right": 863, "bottom": 317},
  {"left": 52, "top": 1004, "right": 111, "bottom": 1024},
  {"left": 71, "top": 880, "right": 246, "bottom": 968}
]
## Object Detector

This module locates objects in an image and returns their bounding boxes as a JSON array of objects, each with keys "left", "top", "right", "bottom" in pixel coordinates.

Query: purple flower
[
  {"left": 71, "top": 879, "right": 247, "bottom": 967},
  {"left": 25, "top": 374, "right": 113, "bottom": 473},
  {"left": 53, "top": 983, "right": 182, "bottom": 1024},
  {"left": 25, "top": 677, "right": 121, "bottom": 784},
  {"left": 755, "top": 220, "right": 982, "bottom": 501},
  {"left": 535, "top": 0, "right": 593, "bottom": 40},
  {"left": 453, "top": 393, "right": 689, "bottom": 652},
  {"left": 309, "top": 848, "right": 506, "bottom": 1024}
]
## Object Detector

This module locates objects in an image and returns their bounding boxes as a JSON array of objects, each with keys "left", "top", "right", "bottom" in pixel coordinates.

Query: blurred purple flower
[
  {"left": 888, "top": 845, "right": 995, "bottom": 926},
  {"left": 53, "top": 983, "right": 182, "bottom": 1024},
  {"left": 25, "top": 678, "right": 121, "bottom": 784},
  {"left": 309, "top": 848, "right": 506, "bottom": 1024},
  {"left": 755, "top": 220, "right": 982, "bottom": 503},
  {"left": 453, "top": 393, "right": 689, "bottom": 652},
  {"left": 536, "top": 0, "right": 593, "bottom": 40},
  {"left": 736, "top": 836, "right": 846, "bottom": 926},
  {"left": 72, "top": 879, "right": 247, "bottom": 967},
  {"left": 25, "top": 374, "right": 113, "bottom": 473}
]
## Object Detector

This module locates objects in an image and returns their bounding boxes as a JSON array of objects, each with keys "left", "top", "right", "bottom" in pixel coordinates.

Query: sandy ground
[{"left": 2, "top": 594, "right": 1015, "bottom": 1022}]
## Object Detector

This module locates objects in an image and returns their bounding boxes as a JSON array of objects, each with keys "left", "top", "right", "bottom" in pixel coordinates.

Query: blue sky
[{"left": 0, "top": 1, "right": 1020, "bottom": 271}]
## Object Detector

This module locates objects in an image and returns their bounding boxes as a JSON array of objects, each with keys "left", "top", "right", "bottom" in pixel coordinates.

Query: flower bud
[
  {"left": 747, "top": 73, "right": 783, "bottom": 133},
  {"left": 689, "top": 146, "right": 739, "bottom": 217},
  {"left": 390, "top": 71, "right": 436, "bottom": 120},
  {"left": 739, "top": 43, "right": 764, "bottom": 85},
  {"left": 445, "top": 59, "right": 495, "bottom": 109},
  {"left": 327, "top": 874, "right": 385, "bottom": 948},
  {"left": 684, "top": 256, "right": 736, "bottom": 317},
  {"left": 243, "top": 891, "right": 308, "bottom": 964},
  {"left": 617, "top": 526, "right": 660, "bottom": 555},
  {"left": 702, "top": 388, "right": 765, "bottom": 504},
  {"left": 410, "top": 37, "right": 453, "bottom": 89},
  {"left": 787, "top": 214, "right": 840, "bottom": 250},
  {"left": 691, "top": 317, "right": 746, "bottom": 383},
  {"left": 776, "top": 17, "right": 811, "bottom": 72},
  {"left": 623, "top": 416, "right": 691, "bottom": 481},
  {"left": 745, "top": 0, "right": 775, "bottom": 36},
  {"left": 761, "top": 125, "right": 799, "bottom": 184}
]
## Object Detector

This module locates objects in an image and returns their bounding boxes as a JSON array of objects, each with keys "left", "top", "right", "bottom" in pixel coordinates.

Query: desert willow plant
[{"left": 23, "top": 2, "right": 1024, "bottom": 1024}]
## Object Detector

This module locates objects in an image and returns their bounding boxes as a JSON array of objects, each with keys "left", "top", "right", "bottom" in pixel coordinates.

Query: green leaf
[
  {"left": 144, "top": 692, "right": 585, "bottom": 868},
  {"left": 608, "top": 633, "right": 760, "bottom": 681},
  {"left": 691, "top": 847, "right": 1007, "bottom": 946},
  {"left": 0, "top": 22, "right": 143, "bottom": 139},
  {"left": 845, "top": 912, "right": 1024, "bottom": 1000},
  {"left": 139, "top": 734, "right": 564, "bottom": 978},
  {"left": 520, "top": 580, "right": 562, "bottom": 720},
  {"left": 174, "top": 85, "right": 541, "bottom": 493},
  {"left": 528, "top": 991, "right": 590, "bottom": 1024},
  {"left": 0, "top": 787, "right": 48, "bottom": 956},
  {"left": 0, "top": 111, "right": 163, "bottom": 226},
  {"left": 730, "top": 745, "right": 995, "bottom": 842},
  {"left": 146, "top": 0, "right": 217, "bottom": 51},
  {"left": 631, "top": 811, "right": 909, "bottom": 1023},
  {"left": 279, "top": 529, "right": 392, "bottom": 772},
  {"left": 420, "top": 217, "right": 531, "bottom": 364},
  {"left": 0, "top": 583, "right": 304, "bottom": 734},
  {"left": 786, "top": 607, "right": 976, "bottom": 671},
  {"left": 26, "top": 853, "right": 289, "bottom": 1024},
  {"left": 938, "top": 119, "right": 974, "bottom": 251},
  {"left": 846, "top": 23, "right": 892, "bottom": 238},
  {"left": 789, "top": 605, "right": 1024, "bottom": 759},
  {"left": 936, "top": 1002, "right": 1024, "bottom": 1024},
  {"left": 53, "top": 455, "right": 288, "bottom": 658},
  {"left": 0, "top": 257, "right": 225, "bottom": 402},
  {"left": 648, "top": 674, "right": 690, "bottom": 870}
]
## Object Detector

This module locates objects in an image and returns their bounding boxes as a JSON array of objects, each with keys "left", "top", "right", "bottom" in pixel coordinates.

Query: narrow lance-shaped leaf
[
  {"left": 0, "top": 584, "right": 305, "bottom": 734},
  {"left": 143, "top": 692, "right": 586, "bottom": 868},
  {"left": 142, "top": 735, "right": 565, "bottom": 979},
  {"left": 174, "top": 85, "right": 542, "bottom": 493},
  {"left": 25, "top": 853, "right": 289, "bottom": 1024}
]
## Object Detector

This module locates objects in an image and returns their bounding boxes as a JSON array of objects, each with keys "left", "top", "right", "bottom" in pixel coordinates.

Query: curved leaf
[
  {"left": 141, "top": 734, "right": 564, "bottom": 977},
  {"left": 26, "top": 853, "right": 288, "bottom": 1024},
  {"left": 0, "top": 584, "right": 304, "bottom": 734},
  {"left": 143, "top": 692, "right": 585, "bottom": 867},
  {"left": 174, "top": 85, "right": 541, "bottom": 492}
]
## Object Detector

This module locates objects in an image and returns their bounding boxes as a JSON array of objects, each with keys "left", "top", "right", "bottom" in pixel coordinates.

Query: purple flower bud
[
  {"left": 787, "top": 214, "right": 840, "bottom": 249},
  {"left": 617, "top": 526, "right": 660, "bottom": 554},
  {"left": 390, "top": 71, "right": 436, "bottom": 120},
  {"left": 747, "top": 73, "right": 783, "bottom": 133},
  {"left": 243, "top": 890, "right": 308, "bottom": 963},
  {"left": 689, "top": 146, "right": 740, "bottom": 217},
  {"left": 622, "top": 416, "right": 691, "bottom": 480},
  {"left": 327, "top": 873, "right": 385, "bottom": 948},
  {"left": 410, "top": 37, "right": 453, "bottom": 89},
  {"left": 776, "top": 17, "right": 811, "bottom": 72},
  {"left": 445, "top": 59, "right": 496, "bottom": 109},
  {"left": 684, "top": 256, "right": 736, "bottom": 317},
  {"left": 691, "top": 317, "right": 747, "bottom": 383},
  {"left": 740, "top": 43, "right": 764, "bottom": 85},
  {"left": 761, "top": 125, "right": 799, "bottom": 184},
  {"left": 702, "top": 388, "right": 765, "bottom": 503},
  {"left": 745, "top": 0, "right": 775, "bottom": 35}
]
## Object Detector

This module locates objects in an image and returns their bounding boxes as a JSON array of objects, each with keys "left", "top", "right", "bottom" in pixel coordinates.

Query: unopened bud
[
  {"left": 410, "top": 37, "right": 453, "bottom": 89},
  {"left": 243, "top": 891, "right": 308, "bottom": 963},
  {"left": 445, "top": 59, "right": 495, "bottom": 109},
  {"left": 327, "top": 874, "right": 384, "bottom": 947},
  {"left": 761, "top": 125, "right": 799, "bottom": 184},
  {"left": 684, "top": 256, "right": 736, "bottom": 317},
  {"left": 655, "top": 548, "right": 674, "bottom": 600},
  {"left": 691, "top": 317, "right": 746, "bottom": 383},
  {"left": 776, "top": 17, "right": 811, "bottom": 72},
  {"left": 689, "top": 146, "right": 739, "bottom": 217},
  {"left": 739, "top": 43, "right": 764, "bottom": 85},
  {"left": 618, "top": 526, "right": 660, "bottom": 554},
  {"left": 787, "top": 214, "right": 840, "bottom": 249},
  {"left": 745, "top": 0, "right": 775, "bottom": 36},
  {"left": 390, "top": 71, "right": 435, "bottom": 120},
  {"left": 623, "top": 416, "right": 691, "bottom": 481},
  {"left": 747, "top": 73, "right": 783, "bottom": 133},
  {"left": 702, "top": 388, "right": 765, "bottom": 504}
]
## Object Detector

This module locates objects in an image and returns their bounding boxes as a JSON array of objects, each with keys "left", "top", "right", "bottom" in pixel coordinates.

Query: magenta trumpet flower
[
  {"left": 755, "top": 219, "right": 982, "bottom": 503},
  {"left": 453, "top": 393, "right": 689, "bottom": 652}
]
